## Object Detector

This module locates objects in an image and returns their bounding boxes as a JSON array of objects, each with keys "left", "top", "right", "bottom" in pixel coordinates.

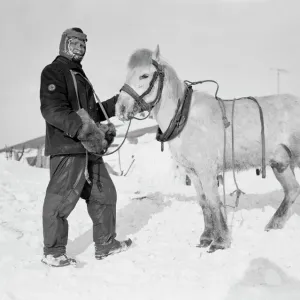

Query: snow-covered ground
[{"left": 1, "top": 118, "right": 300, "bottom": 300}]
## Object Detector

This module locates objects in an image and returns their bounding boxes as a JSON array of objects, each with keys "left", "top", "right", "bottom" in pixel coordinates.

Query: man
[{"left": 40, "top": 27, "right": 131, "bottom": 267}]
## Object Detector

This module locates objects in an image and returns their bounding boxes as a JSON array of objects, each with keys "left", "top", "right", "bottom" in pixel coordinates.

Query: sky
[{"left": 0, "top": 0, "right": 299, "bottom": 149}]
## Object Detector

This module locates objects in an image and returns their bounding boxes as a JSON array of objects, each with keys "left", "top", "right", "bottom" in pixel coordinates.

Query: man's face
[{"left": 67, "top": 37, "right": 86, "bottom": 62}]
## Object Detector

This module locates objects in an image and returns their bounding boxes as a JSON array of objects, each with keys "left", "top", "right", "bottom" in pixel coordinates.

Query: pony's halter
[{"left": 120, "top": 59, "right": 165, "bottom": 112}]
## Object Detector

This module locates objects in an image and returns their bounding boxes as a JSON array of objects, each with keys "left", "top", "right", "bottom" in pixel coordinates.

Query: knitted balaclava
[{"left": 59, "top": 28, "right": 88, "bottom": 63}]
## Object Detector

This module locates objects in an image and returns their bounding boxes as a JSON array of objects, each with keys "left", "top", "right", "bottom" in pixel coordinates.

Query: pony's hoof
[
  {"left": 196, "top": 239, "right": 213, "bottom": 248},
  {"left": 207, "top": 244, "right": 226, "bottom": 253},
  {"left": 265, "top": 217, "right": 285, "bottom": 231}
]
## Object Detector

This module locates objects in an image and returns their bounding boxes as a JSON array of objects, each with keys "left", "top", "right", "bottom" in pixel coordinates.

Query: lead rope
[
  {"left": 185, "top": 80, "right": 230, "bottom": 220},
  {"left": 226, "top": 95, "right": 265, "bottom": 229},
  {"left": 184, "top": 80, "right": 266, "bottom": 222},
  {"left": 228, "top": 96, "right": 265, "bottom": 228},
  {"left": 230, "top": 100, "right": 245, "bottom": 204},
  {"left": 228, "top": 99, "right": 244, "bottom": 228}
]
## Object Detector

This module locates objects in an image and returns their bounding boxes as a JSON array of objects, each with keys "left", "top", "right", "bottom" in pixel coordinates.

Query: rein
[{"left": 70, "top": 70, "right": 132, "bottom": 157}]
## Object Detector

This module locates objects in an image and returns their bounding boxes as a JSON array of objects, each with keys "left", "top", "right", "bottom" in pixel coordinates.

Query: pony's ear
[{"left": 152, "top": 45, "right": 161, "bottom": 62}]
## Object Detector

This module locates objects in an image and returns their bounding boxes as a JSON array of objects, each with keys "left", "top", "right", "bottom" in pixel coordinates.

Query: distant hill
[{"left": 0, "top": 136, "right": 45, "bottom": 153}]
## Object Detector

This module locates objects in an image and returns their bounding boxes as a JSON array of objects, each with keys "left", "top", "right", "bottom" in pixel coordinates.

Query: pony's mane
[{"left": 128, "top": 48, "right": 184, "bottom": 100}]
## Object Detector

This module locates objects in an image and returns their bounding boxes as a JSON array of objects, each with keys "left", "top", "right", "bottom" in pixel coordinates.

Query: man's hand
[
  {"left": 96, "top": 122, "right": 116, "bottom": 149},
  {"left": 76, "top": 109, "right": 106, "bottom": 154},
  {"left": 76, "top": 108, "right": 116, "bottom": 154}
]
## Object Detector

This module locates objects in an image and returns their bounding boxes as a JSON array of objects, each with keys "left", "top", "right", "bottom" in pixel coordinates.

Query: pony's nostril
[{"left": 120, "top": 104, "right": 126, "bottom": 114}]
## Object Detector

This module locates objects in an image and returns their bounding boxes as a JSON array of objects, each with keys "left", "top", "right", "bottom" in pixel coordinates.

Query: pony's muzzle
[
  {"left": 116, "top": 104, "right": 130, "bottom": 121},
  {"left": 116, "top": 95, "right": 134, "bottom": 120}
]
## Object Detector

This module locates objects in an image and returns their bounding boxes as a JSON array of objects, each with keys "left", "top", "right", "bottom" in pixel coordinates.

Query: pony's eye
[{"left": 139, "top": 74, "right": 149, "bottom": 80}]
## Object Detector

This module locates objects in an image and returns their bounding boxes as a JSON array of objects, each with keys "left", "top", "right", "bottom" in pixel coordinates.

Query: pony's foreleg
[
  {"left": 189, "top": 169, "right": 230, "bottom": 252},
  {"left": 203, "top": 177, "right": 231, "bottom": 252},
  {"left": 265, "top": 144, "right": 300, "bottom": 231},
  {"left": 191, "top": 177, "right": 214, "bottom": 248}
]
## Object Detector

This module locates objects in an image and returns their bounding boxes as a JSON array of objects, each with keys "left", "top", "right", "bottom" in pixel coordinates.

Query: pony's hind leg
[{"left": 265, "top": 144, "right": 300, "bottom": 231}]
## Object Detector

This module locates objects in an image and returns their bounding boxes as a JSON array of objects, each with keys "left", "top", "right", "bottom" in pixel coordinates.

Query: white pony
[{"left": 115, "top": 45, "right": 300, "bottom": 252}]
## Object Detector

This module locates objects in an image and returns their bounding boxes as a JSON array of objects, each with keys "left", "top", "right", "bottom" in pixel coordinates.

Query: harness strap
[
  {"left": 140, "top": 71, "right": 159, "bottom": 98},
  {"left": 121, "top": 84, "right": 150, "bottom": 111},
  {"left": 55, "top": 63, "right": 80, "bottom": 110},
  {"left": 70, "top": 70, "right": 82, "bottom": 110},
  {"left": 246, "top": 96, "right": 266, "bottom": 178},
  {"left": 156, "top": 85, "right": 193, "bottom": 149},
  {"left": 69, "top": 70, "right": 92, "bottom": 183},
  {"left": 69, "top": 70, "right": 110, "bottom": 122}
]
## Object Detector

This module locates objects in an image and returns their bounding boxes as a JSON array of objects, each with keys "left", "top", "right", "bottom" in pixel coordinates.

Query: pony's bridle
[{"left": 120, "top": 59, "right": 165, "bottom": 113}]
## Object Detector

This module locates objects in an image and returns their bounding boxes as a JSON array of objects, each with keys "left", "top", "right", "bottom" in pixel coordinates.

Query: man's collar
[{"left": 54, "top": 55, "right": 83, "bottom": 70}]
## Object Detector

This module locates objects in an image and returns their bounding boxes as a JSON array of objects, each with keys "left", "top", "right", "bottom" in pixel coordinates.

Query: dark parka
[{"left": 40, "top": 55, "right": 118, "bottom": 156}]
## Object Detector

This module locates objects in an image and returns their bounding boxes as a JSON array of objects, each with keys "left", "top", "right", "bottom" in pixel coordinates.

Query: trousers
[{"left": 42, "top": 154, "right": 117, "bottom": 256}]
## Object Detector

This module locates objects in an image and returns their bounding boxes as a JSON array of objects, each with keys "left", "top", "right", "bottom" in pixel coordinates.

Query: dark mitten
[
  {"left": 76, "top": 109, "right": 106, "bottom": 154},
  {"left": 96, "top": 122, "right": 116, "bottom": 149}
]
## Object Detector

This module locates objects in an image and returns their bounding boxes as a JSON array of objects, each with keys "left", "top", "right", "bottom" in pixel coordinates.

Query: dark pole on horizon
[{"left": 270, "top": 68, "right": 289, "bottom": 95}]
